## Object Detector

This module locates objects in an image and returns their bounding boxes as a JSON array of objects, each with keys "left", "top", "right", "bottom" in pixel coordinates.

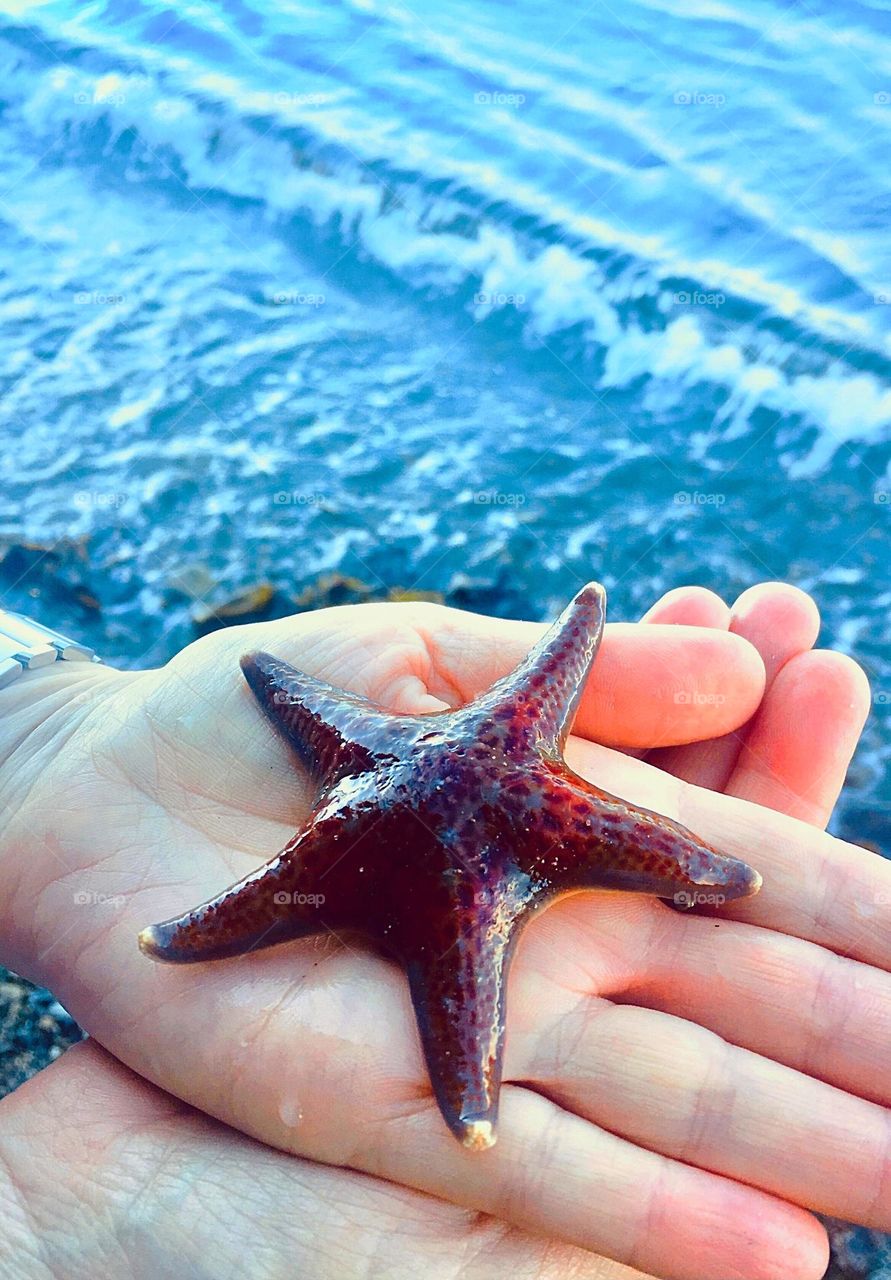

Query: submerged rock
[
  {"left": 191, "top": 582, "right": 280, "bottom": 630},
  {"left": 166, "top": 562, "right": 219, "bottom": 601},
  {"left": 293, "top": 573, "right": 445, "bottom": 611},
  {"left": 292, "top": 573, "right": 377, "bottom": 610}
]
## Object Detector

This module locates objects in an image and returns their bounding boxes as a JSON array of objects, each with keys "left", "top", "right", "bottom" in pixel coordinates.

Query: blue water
[{"left": 0, "top": 0, "right": 888, "bottom": 860}]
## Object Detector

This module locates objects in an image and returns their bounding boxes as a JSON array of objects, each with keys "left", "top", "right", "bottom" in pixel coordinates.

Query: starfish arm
[
  {"left": 397, "top": 869, "right": 533, "bottom": 1152},
  {"left": 241, "top": 651, "right": 417, "bottom": 785},
  {"left": 517, "top": 765, "right": 761, "bottom": 904},
  {"left": 138, "top": 816, "right": 351, "bottom": 963},
  {"left": 469, "top": 582, "right": 606, "bottom": 752},
  {"left": 405, "top": 941, "right": 507, "bottom": 1151}
]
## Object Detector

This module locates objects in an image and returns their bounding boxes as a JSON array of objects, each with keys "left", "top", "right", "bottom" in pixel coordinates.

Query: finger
[
  {"left": 0, "top": 1040, "right": 621, "bottom": 1280},
  {"left": 648, "top": 583, "right": 820, "bottom": 791},
  {"left": 639, "top": 585, "right": 731, "bottom": 629},
  {"left": 568, "top": 623, "right": 765, "bottom": 749},
  {"left": 631, "top": 587, "right": 730, "bottom": 761},
  {"left": 504, "top": 942, "right": 891, "bottom": 1235},
  {"left": 381, "top": 1085, "right": 828, "bottom": 1280},
  {"left": 235, "top": 604, "right": 767, "bottom": 750},
  {"left": 566, "top": 735, "right": 891, "bottom": 969},
  {"left": 728, "top": 583, "right": 821, "bottom": 684},
  {"left": 724, "top": 648, "right": 871, "bottom": 826},
  {"left": 606, "top": 901, "right": 891, "bottom": 1110}
]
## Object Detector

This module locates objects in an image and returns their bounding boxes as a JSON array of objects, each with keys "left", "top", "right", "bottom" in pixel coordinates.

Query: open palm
[{"left": 0, "top": 582, "right": 879, "bottom": 1280}]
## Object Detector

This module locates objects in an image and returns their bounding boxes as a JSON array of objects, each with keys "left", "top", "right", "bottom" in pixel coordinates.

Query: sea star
[{"left": 139, "top": 582, "right": 761, "bottom": 1150}]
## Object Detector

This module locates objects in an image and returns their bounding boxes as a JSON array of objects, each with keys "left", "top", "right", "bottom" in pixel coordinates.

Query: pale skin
[{"left": 0, "top": 580, "right": 878, "bottom": 1280}]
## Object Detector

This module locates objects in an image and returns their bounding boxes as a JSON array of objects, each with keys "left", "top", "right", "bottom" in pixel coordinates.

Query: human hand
[
  {"left": 0, "top": 582, "right": 876, "bottom": 1280},
  {"left": 0, "top": 1038, "right": 612, "bottom": 1280}
]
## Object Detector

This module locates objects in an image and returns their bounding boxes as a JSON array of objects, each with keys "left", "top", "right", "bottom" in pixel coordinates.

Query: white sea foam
[{"left": 4, "top": 44, "right": 890, "bottom": 472}]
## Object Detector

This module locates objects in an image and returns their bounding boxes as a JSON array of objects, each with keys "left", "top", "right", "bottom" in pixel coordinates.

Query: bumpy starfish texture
[{"left": 139, "top": 583, "right": 761, "bottom": 1150}]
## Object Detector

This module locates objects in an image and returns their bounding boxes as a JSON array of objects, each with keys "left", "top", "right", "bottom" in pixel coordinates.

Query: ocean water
[{"left": 0, "top": 0, "right": 888, "bottom": 855}]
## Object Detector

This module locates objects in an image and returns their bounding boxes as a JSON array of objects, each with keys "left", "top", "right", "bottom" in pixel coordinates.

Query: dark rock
[
  {"left": 823, "top": 1217, "right": 891, "bottom": 1279},
  {"left": 191, "top": 582, "right": 281, "bottom": 631},
  {"left": 0, "top": 536, "right": 100, "bottom": 613},
  {"left": 0, "top": 967, "right": 83, "bottom": 1098},
  {"left": 293, "top": 574, "right": 445, "bottom": 612},
  {"left": 293, "top": 573, "right": 377, "bottom": 610}
]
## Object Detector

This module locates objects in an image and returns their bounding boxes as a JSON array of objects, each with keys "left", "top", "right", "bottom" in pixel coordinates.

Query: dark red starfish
[{"left": 139, "top": 582, "right": 761, "bottom": 1150}]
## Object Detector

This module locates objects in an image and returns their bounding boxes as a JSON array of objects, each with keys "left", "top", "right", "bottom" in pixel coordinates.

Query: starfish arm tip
[
  {"left": 138, "top": 919, "right": 197, "bottom": 963},
  {"left": 137, "top": 924, "right": 164, "bottom": 958},
  {"left": 726, "top": 858, "right": 762, "bottom": 901},
  {"left": 239, "top": 649, "right": 271, "bottom": 679},
  {"left": 581, "top": 580, "right": 607, "bottom": 604},
  {"left": 460, "top": 1119, "right": 497, "bottom": 1151}
]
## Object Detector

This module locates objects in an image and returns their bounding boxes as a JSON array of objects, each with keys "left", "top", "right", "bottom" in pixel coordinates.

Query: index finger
[{"left": 389, "top": 606, "right": 766, "bottom": 749}]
